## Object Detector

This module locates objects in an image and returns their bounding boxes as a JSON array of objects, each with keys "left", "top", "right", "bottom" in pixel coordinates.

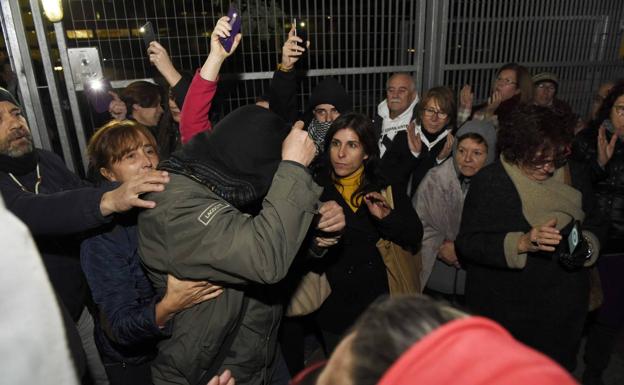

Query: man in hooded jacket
[{"left": 138, "top": 104, "right": 324, "bottom": 385}]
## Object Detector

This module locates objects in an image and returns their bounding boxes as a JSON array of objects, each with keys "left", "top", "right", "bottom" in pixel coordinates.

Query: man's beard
[{"left": 0, "top": 128, "right": 34, "bottom": 157}]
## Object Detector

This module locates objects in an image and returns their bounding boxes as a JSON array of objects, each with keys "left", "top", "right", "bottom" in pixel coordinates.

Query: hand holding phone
[
  {"left": 140, "top": 21, "right": 156, "bottom": 47},
  {"left": 220, "top": 4, "right": 242, "bottom": 53},
  {"left": 292, "top": 18, "right": 308, "bottom": 48}
]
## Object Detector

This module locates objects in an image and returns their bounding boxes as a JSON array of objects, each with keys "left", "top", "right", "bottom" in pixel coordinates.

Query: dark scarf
[
  {"left": 0, "top": 150, "right": 39, "bottom": 176},
  {"left": 159, "top": 105, "right": 289, "bottom": 209},
  {"left": 307, "top": 118, "right": 332, "bottom": 153}
]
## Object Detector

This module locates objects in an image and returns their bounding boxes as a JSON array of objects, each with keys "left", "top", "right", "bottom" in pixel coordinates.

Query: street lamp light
[{"left": 41, "top": 0, "right": 63, "bottom": 23}]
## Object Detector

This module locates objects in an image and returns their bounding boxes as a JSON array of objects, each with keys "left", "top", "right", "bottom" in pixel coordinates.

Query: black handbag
[{"left": 555, "top": 220, "right": 592, "bottom": 271}]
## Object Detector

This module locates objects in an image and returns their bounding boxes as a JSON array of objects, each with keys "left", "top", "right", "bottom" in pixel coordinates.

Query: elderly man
[
  {"left": 0, "top": 87, "right": 169, "bottom": 383},
  {"left": 374, "top": 72, "right": 419, "bottom": 157}
]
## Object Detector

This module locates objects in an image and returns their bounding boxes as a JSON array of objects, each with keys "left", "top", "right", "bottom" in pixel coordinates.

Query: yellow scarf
[{"left": 334, "top": 166, "right": 364, "bottom": 213}]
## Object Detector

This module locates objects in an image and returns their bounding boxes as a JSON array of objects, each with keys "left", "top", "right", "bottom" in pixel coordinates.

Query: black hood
[{"left": 159, "top": 105, "right": 289, "bottom": 208}]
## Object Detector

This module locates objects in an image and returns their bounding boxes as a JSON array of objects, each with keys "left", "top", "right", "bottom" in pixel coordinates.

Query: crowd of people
[{"left": 1, "top": 13, "right": 623, "bottom": 385}]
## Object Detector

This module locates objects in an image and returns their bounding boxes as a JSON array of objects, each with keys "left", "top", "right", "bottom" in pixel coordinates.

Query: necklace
[{"left": 8, "top": 164, "right": 41, "bottom": 194}]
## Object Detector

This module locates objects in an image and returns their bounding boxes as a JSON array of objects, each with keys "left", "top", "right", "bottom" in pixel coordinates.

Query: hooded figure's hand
[{"left": 282, "top": 120, "right": 316, "bottom": 167}]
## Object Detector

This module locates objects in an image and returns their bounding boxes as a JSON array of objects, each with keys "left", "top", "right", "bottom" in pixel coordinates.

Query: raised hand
[
  {"left": 485, "top": 90, "right": 503, "bottom": 115},
  {"left": 147, "top": 41, "right": 181, "bottom": 87},
  {"left": 459, "top": 84, "right": 474, "bottom": 110},
  {"left": 436, "top": 132, "right": 455, "bottom": 162},
  {"left": 597, "top": 124, "right": 618, "bottom": 168},
  {"left": 280, "top": 25, "right": 308, "bottom": 71},
  {"left": 282, "top": 120, "right": 316, "bottom": 167},
  {"left": 407, "top": 120, "right": 422, "bottom": 155},
  {"left": 108, "top": 91, "right": 127, "bottom": 121},
  {"left": 200, "top": 16, "right": 243, "bottom": 81}
]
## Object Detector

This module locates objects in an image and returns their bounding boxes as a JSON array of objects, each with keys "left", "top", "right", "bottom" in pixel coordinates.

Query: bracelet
[{"left": 277, "top": 63, "right": 293, "bottom": 73}]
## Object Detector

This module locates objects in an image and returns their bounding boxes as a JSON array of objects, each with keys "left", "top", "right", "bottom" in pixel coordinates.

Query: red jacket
[{"left": 179, "top": 70, "right": 217, "bottom": 143}]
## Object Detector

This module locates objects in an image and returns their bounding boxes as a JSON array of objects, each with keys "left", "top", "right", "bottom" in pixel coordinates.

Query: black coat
[
  {"left": 379, "top": 130, "right": 449, "bottom": 196},
  {"left": 0, "top": 149, "right": 111, "bottom": 320},
  {"left": 572, "top": 125, "right": 624, "bottom": 254},
  {"left": 455, "top": 160, "right": 607, "bottom": 370},
  {"left": 315, "top": 178, "right": 423, "bottom": 336}
]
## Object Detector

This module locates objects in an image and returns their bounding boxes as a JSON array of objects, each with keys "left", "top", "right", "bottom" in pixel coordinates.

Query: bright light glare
[
  {"left": 41, "top": 0, "right": 63, "bottom": 23},
  {"left": 139, "top": 27, "right": 146, "bottom": 33},
  {"left": 90, "top": 79, "right": 104, "bottom": 91}
]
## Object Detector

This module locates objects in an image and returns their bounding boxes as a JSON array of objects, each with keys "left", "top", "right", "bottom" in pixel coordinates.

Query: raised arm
[
  {"left": 179, "top": 16, "right": 242, "bottom": 143},
  {"left": 269, "top": 25, "right": 307, "bottom": 124}
]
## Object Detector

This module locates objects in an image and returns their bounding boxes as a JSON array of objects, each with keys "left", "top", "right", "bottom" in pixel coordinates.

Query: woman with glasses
[
  {"left": 380, "top": 86, "right": 457, "bottom": 195},
  {"left": 456, "top": 105, "right": 606, "bottom": 371},
  {"left": 458, "top": 63, "right": 533, "bottom": 127},
  {"left": 572, "top": 80, "right": 624, "bottom": 385}
]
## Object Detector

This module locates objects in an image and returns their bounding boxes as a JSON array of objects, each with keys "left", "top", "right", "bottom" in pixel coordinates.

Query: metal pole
[
  {"left": 28, "top": 0, "right": 76, "bottom": 172},
  {"left": 1, "top": 0, "right": 52, "bottom": 151},
  {"left": 54, "top": 21, "right": 89, "bottom": 172}
]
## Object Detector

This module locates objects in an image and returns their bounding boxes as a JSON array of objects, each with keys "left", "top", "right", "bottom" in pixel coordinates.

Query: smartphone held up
[
  {"left": 140, "top": 21, "right": 157, "bottom": 47},
  {"left": 220, "top": 3, "right": 242, "bottom": 53},
  {"left": 292, "top": 18, "right": 309, "bottom": 48}
]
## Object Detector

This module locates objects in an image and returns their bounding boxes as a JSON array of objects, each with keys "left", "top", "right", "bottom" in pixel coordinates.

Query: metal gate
[{"left": 1, "top": 0, "right": 623, "bottom": 172}]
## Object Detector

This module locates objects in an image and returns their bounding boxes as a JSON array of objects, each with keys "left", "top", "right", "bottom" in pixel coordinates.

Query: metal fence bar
[
  {"left": 28, "top": 0, "right": 76, "bottom": 171},
  {"left": 54, "top": 21, "right": 89, "bottom": 171}
]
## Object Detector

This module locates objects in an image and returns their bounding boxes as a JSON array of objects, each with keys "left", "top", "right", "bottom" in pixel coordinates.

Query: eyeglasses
[
  {"left": 313, "top": 108, "right": 339, "bottom": 118},
  {"left": 423, "top": 107, "right": 448, "bottom": 119},
  {"left": 496, "top": 77, "right": 517, "bottom": 86},
  {"left": 530, "top": 157, "right": 568, "bottom": 170},
  {"left": 536, "top": 83, "right": 556, "bottom": 91},
  {"left": 613, "top": 105, "right": 624, "bottom": 116}
]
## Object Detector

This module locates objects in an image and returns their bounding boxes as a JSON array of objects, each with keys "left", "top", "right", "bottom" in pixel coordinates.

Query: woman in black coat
[
  {"left": 314, "top": 113, "right": 423, "bottom": 353},
  {"left": 572, "top": 80, "right": 624, "bottom": 384},
  {"left": 456, "top": 105, "right": 607, "bottom": 371}
]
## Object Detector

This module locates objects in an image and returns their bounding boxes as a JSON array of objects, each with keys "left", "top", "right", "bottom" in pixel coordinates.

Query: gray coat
[{"left": 414, "top": 159, "right": 466, "bottom": 292}]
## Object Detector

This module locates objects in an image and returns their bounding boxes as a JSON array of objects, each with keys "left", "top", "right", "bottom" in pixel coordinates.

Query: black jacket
[
  {"left": 315, "top": 175, "right": 423, "bottom": 335},
  {"left": 572, "top": 125, "right": 624, "bottom": 254},
  {"left": 0, "top": 149, "right": 111, "bottom": 320},
  {"left": 379, "top": 130, "right": 449, "bottom": 196}
]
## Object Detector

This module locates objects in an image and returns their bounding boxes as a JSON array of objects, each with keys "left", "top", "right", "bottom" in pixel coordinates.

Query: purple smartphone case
[{"left": 220, "top": 4, "right": 241, "bottom": 52}]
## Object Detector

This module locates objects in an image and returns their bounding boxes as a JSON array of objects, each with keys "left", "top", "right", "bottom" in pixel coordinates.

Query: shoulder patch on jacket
[{"left": 198, "top": 202, "right": 230, "bottom": 226}]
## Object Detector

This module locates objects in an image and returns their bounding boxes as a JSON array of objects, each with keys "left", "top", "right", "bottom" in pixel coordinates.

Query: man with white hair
[{"left": 373, "top": 73, "right": 419, "bottom": 157}]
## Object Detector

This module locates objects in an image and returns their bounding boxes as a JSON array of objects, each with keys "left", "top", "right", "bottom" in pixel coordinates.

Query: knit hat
[
  {"left": 307, "top": 77, "right": 352, "bottom": 114},
  {"left": 159, "top": 105, "right": 290, "bottom": 208},
  {"left": 378, "top": 316, "right": 577, "bottom": 385},
  {"left": 532, "top": 72, "right": 559, "bottom": 88},
  {"left": 453, "top": 120, "right": 498, "bottom": 166},
  {"left": 0, "top": 87, "right": 19, "bottom": 107}
]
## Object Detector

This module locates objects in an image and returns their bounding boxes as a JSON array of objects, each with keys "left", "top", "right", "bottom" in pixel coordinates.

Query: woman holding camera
[
  {"left": 313, "top": 112, "right": 422, "bottom": 353},
  {"left": 456, "top": 105, "right": 607, "bottom": 371}
]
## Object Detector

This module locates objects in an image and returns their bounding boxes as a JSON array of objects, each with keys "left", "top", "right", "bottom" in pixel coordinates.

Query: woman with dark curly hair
[
  {"left": 572, "top": 80, "right": 624, "bottom": 385},
  {"left": 455, "top": 105, "right": 607, "bottom": 371}
]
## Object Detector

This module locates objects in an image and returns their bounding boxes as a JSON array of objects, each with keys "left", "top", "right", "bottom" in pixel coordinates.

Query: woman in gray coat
[{"left": 413, "top": 120, "right": 497, "bottom": 296}]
